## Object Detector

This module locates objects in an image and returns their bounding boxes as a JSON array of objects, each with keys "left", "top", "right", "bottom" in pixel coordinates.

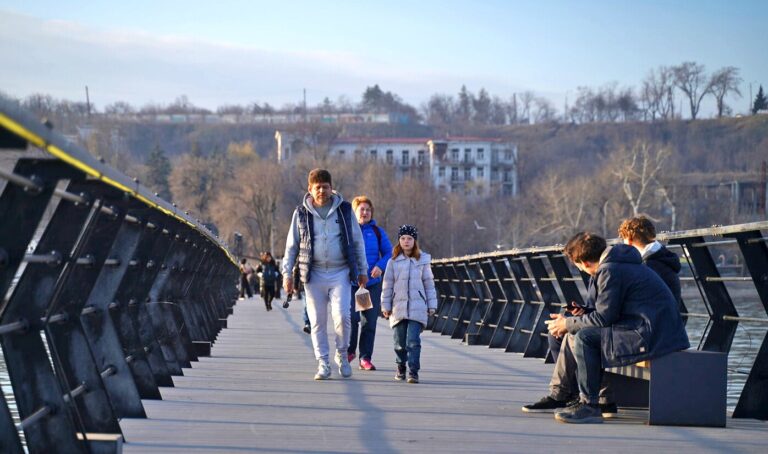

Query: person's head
[
  {"left": 240, "top": 258, "right": 247, "bottom": 265},
  {"left": 564, "top": 231, "right": 607, "bottom": 276},
  {"left": 618, "top": 216, "right": 656, "bottom": 248},
  {"left": 393, "top": 224, "right": 421, "bottom": 259},
  {"left": 261, "top": 251, "right": 274, "bottom": 263},
  {"left": 307, "top": 168, "right": 333, "bottom": 207},
  {"left": 352, "top": 196, "right": 374, "bottom": 224}
]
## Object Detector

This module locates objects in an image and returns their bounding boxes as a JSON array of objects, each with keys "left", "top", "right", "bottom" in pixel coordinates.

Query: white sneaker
[
  {"left": 314, "top": 360, "right": 331, "bottom": 380},
  {"left": 335, "top": 351, "right": 352, "bottom": 378}
]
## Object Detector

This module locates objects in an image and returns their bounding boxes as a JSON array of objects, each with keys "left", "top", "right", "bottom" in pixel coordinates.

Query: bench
[{"left": 605, "top": 349, "right": 727, "bottom": 427}]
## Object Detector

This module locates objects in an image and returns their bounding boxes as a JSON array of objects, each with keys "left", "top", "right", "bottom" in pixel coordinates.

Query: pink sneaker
[
  {"left": 347, "top": 352, "right": 356, "bottom": 363},
  {"left": 359, "top": 358, "right": 376, "bottom": 371}
]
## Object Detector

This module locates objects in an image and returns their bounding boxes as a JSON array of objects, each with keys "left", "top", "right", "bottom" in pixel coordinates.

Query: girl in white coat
[{"left": 381, "top": 225, "right": 438, "bottom": 383}]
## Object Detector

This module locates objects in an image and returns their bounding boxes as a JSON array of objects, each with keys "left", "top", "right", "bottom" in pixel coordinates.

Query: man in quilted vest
[{"left": 282, "top": 169, "right": 368, "bottom": 380}]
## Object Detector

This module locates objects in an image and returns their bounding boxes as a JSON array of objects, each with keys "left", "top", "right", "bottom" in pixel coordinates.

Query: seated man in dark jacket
[
  {"left": 545, "top": 232, "right": 689, "bottom": 423},
  {"left": 618, "top": 216, "right": 683, "bottom": 311}
]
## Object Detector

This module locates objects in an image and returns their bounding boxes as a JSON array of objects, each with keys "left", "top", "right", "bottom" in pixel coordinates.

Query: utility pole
[
  {"left": 303, "top": 88, "right": 307, "bottom": 123},
  {"left": 85, "top": 85, "right": 91, "bottom": 118}
]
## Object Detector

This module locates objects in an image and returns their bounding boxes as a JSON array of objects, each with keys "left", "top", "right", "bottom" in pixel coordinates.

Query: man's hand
[
  {"left": 357, "top": 274, "right": 368, "bottom": 288},
  {"left": 283, "top": 277, "right": 293, "bottom": 294},
  {"left": 569, "top": 307, "right": 586, "bottom": 316},
  {"left": 370, "top": 266, "right": 383, "bottom": 279},
  {"left": 381, "top": 309, "right": 391, "bottom": 319},
  {"left": 428, "top": 308, "right": 436, "bottom": 316},
  {"left": 545, "top": 313, "right": 568, "bottom": 338}
]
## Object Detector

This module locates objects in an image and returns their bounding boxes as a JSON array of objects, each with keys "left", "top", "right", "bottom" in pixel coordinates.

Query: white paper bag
[{"left": 355, "top": 287, "right": 373, "bottom": 312}]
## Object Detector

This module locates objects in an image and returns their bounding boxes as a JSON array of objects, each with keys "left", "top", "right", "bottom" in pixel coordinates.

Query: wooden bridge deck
[{"left": 120, "top": 297, "right": 766, "bottom": 453}]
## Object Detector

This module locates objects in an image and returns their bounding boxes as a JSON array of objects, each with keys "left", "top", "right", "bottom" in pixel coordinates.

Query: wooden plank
[{"left": 120, "top": 295, "right": 767, "bottom": 453}]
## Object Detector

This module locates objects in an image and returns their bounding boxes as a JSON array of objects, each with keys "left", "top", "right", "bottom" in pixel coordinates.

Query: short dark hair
[
  {"left": 240, "top": 258, "right": 247, "bottom": 264},
  {"left": 618, "top": 216, "right": 656, "bottom": 244},
  {"left": 308, "top": 168, "right": 332, "bottom": 186},
  {"left": 564, "top": 232, "right": 606, "bottom": 264}
]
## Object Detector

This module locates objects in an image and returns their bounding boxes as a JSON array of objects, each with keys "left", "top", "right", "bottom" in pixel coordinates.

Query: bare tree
[
  {"left": 641, "top": 66, "right": 675, "bottom": 120},
  {"left": 672, "top": 62, "right": 713, "bottom": 119},
  {"left": 518, "top": 91, "right": 535, "bottom": 124},
  {"left": 533, "top": 97, "right": 557, "bottom": 124},
  {"left": 610, "top": 142, "right": 676, "bottom": 229},
  {"left": 709, "top": 66, "right": 742, "bottom": 118}
]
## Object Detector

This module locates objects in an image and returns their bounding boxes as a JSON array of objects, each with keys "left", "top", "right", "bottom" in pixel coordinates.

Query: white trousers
[{"left": 304, "top": 268, "right": 352, "bottom": 361}]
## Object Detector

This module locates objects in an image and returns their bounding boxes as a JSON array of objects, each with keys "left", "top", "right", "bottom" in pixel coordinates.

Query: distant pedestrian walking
[
  {"left": 381, "top": 225, "right": 437, "bottom": 384},
  {"left": 239, "top": 258, "right": 254, "bottom": 299},
  {"left": 257, "top": 252, "right": 280, "bottom": 311}
]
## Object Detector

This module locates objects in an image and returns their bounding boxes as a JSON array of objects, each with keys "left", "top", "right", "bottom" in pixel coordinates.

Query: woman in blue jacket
[{"left": 348, "top": 196, "right": 392, "bottom": 371}]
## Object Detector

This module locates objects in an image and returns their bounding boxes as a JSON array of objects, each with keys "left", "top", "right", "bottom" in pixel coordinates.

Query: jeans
[
  {"left": 393, "top": 319, "right": 423, "bottom": 372},
  {"left": 348, "top": 282, "right": 382, "bottom": 361},
  {"left": 303, "top": 300, "right": 310, "bottom": 326},
  {"left": 547, "top": 333, "right": 563, "bottom": 363},
  {"left": 572, "top": 327, "right": 604, "bottom": 405},
  {"left": 240, "top": 274, "right": 253, "bottom": 298},
  {"left": 549, "top": 333, "right": 613, "bottom": 403},
  {"left": 304, "top": 268, "right": 352, "bottom": 362}
]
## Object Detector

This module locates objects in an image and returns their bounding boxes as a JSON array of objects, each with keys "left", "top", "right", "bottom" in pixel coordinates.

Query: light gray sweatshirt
[{"left": 282, "top": 192, "right": 368, "bottom": 279}]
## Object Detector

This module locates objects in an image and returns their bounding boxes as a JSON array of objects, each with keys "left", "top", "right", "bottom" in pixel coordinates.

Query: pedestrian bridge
[{"left": 1, "top": 97, "right": 767, "bottom": 453}]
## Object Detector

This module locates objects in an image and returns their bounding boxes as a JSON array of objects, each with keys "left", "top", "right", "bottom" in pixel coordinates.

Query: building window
[
  {"left": 417, "top": 149, "right": 425, "bottom": 165},
  {"left": 386, "top": 149, "right": 393, "bottom": 164},
  {"left": 503, "top": 184, "right": 514, "bottom": 196},
  {"left": 464, "top": 168, "right": 471, "bottom": 180},
  {"left": 505, "top": 149, "right": 513, "bottom": 161},
  {"left": 354, "top": 149, "right": 362, "bottom": 161},
  {"left": 438, "top": 166, "right": 445, "bottom": 177},
  {"left": 451, "top": 167, "right": 459, "bottom": 181},
  {"left": 477, "top": 167, "right": 484, "bottom": 178},
  {"left": 504, "top": 169, "right": 512, "bottom": 182},
  {"left": 451, "top": 148, "right": 459, "bottom": 161},
  {"left": 338, "top": 149, "right": 346, "bottom": 156},
  {"left": 402, "top": 150, "right": 409, "bottom": 166},
  {"left": 491, "top": 169, "right": 498, "bottom": 181},
  {"left": 464, "top": 148, "right": 471, "bottom": 163},
  {"left": 370, "top": 149, "right": 377, "bottom": 158},
  {"left": 477, "top": 148, "right": 484, "bottom": 160}
]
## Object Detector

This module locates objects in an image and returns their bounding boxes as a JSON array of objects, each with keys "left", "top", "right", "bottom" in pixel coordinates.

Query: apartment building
[{"left": 276, "top": 133, "right": 518, "bottom": 197}]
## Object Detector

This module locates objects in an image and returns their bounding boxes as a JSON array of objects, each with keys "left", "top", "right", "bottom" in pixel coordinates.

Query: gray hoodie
[{"left": 282, "top": 192, "right": 368, "bottom": 279}]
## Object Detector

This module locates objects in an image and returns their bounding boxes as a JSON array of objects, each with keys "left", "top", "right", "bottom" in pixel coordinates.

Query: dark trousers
[
  {"left": 573, "top": 327, "right": 604, "bottom": 405},
  {"left": 262, "top": 285, "right": 276, "bottom": 309},
  {"left": 240, "top": 274, "right": 253, "bottom": 298},
  {"left": 348, "top": 282, "right": 382, "bottom": 361}
]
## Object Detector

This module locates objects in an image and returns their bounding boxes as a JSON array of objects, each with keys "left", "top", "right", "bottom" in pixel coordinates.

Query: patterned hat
[{"left": 398, "top": 224, "right": 418, "bottom": 240}]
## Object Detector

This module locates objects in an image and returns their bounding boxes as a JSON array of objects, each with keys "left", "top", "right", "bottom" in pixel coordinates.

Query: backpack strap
[{"left": 372, "top": 224, "right": 382, "bottom": 254}]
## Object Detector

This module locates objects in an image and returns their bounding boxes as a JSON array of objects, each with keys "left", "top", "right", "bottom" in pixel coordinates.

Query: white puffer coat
[{"left": 381, "top": 252, "right": 438, "bottom": 327}]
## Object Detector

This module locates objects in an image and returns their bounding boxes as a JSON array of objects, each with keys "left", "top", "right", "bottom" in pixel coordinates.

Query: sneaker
[
  {"left": 554, "top": 402, "right": 603, "bottom": 424},
  {"left": 347, "top": 352, "right": 356, "bottom": 363},
  {"left": 335, "top": 352, "right": 352, "bottom": 378},
  {"left": 282, "top": 301, "right": 290, "bottom": 309},
  {"left": 599, "top": 402, "right": 618, "bottom": 418},
  {"left": 395, "top": 364, "right": 406, "bottom": 381},
  {"left": 407, "top": 372, "right": 419, "bottom": 384},
  {"left": 521, "top": 396, "right": 571, "bottom": 413},
  {"left": 314, "top": 361, "right": 331, "bottom": 380},
  {"left": 303, "top": 324, "right": 311, "bottom": 334},
  {"left": 359, "top": 358, "right": 376, "bottom": 371}
]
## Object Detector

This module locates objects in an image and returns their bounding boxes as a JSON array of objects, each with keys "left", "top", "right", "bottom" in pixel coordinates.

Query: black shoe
[
  {"left": 407, "top": 372, "right": 419, "bottom": 384},
  {"left": 395, "top": 364, "right": 406, "bottom": 381},
  {"left": 303, "top": 324, "right": 311, "bottom": 334},
  {"left": 599, "top": 402, "right": 618, "bottom": 417},
  {"left": 282, "top": 301, "right": 290, "bottom": 309},
  {"left": 521, "top": 396, "right": 571, "bottom": 413},
  {"left": 554, "top": 402, "right": 603, "bottom": 424}
]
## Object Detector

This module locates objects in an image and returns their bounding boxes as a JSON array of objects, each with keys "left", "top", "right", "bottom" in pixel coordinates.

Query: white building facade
[{"left": 277, "top": 133, "right": 517, "bottom": 198}]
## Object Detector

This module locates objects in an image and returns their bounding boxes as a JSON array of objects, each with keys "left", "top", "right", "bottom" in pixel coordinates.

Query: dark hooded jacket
[
  {"left": 566, "top": 244, "right": 690, "bottom": 367},
  {"left": 644, "top": 245, "right": 683, "bottom": 309}
]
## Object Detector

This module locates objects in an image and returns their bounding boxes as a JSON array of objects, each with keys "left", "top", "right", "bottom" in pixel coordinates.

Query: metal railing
[
  {"left": 429, "top": 221, "right": 768, "bottom": 421},
  {"left": 0, "top": 96, "right": 239, "bottom": 453}
]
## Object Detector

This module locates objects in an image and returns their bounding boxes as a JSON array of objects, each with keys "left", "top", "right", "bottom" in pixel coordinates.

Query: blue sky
[{"left": 1, "top": 1, "right": 765, "bottom": 116}]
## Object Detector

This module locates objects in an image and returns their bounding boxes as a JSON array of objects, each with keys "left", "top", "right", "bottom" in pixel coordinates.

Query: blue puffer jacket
[
  {"left": 566, "top": 245, "right": 690, "bottom": 367},
  {"left": 359, "top": 220, "right": 392, "bottom": 287}
]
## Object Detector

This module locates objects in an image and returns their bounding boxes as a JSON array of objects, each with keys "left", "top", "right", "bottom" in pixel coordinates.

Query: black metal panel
[
  {"left": 523, "top": 253, "right": 564, "bottom": 359},
  {"left": 670, "top": 237, "right": 738, "bottom": 352},
  {"left": 726, "top": 230, "right": 768, "bottom": 420},
  {"left": 430, "top": 264, "right": 452, "bottom": 332},
  {"left": 0, "top": 161, "right": 90, "bottom": 454},
  {"left": 79, "top": 206, "right": 152, "bottom": 419},
  {"left": 440, "top": 264, "right": 465, "bottom": 336},
  {"left": 449, "top": 263, "right": 479, "bottom": 340},
  {"left": 505, "top": 256, "right": 541, "bottom": 353},
  {"left": 488, "top": 257, "right": 523, "bottom": 349},
  {"left": 475, "top": 260, "right": 505, "bottom": 345},
  {"left": 463, "top": 261, "right": 492, "bottom": 342}
]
